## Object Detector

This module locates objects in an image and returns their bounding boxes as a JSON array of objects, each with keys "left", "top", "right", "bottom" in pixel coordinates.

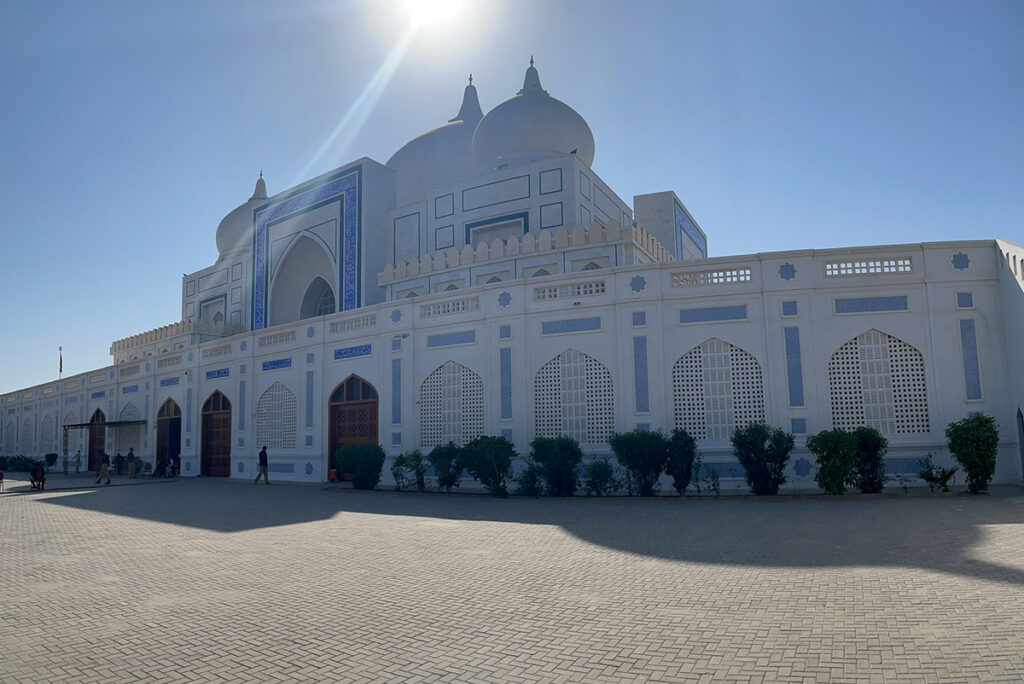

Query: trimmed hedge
[
  {"left": 609, "top": 429, "right": 668, "bottom": 496},
  {"left": 731, "top": 423, "right": 794, "bottom": 495},
  {"left": 946, "top": 414, "right": 999, "bottom": 494},
  {"left": 335, "top": 444, "right": 386, "bottom": 490},
  {"left": 461, "top": 435, "right": 516, "bottom": 497},
  {"left": 529, "top": 436, "right": 583, "bottom": 496}
]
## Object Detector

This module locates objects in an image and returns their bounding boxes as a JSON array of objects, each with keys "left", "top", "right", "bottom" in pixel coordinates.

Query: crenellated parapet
[
  {"left": 109, "top": 320, "right": 194, "bottom": 356},
  {"left": 379, "top": 221, "right": 674, "bottom": 285}
]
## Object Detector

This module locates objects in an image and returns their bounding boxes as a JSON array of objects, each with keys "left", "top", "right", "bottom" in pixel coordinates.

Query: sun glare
[{"left": 405, "top": 0, "right": 464, "bottom": 26}]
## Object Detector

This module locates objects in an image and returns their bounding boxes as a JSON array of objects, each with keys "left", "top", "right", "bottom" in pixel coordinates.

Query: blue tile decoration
[
  {"left": 122, "top": 385, "right": 138, "bottom": 394},
  {"left": 185, "top": 460, "right": 191, "bottom": 472},
  {"left": 778, "top": 263, "right": 797, "bottom": 281},
  {"left": 239, "top": 381, "right": 245, "bottom": 430},
  {"left": 784, "top": 328, "right": 805, "bottom": 407},
  {"left": 145, "top": 382, "right": 150, "bottom": 391},
  {"left": 951, "top": 252, "right": 970, "bottom": 270},
  {"left": 834, "top": 296, "right": 908, "bottom": 314},
  {"left": 262, "top": 358, "right": 292, "bottom": 372},
  {"left": 631, "top": 312, "right": 646, "bottom": 327},
  {"left": 541, "top": 317, "right": 601, "bottom": 335},
  {"left": 306, "top": 353, "right": 315, "bottom": 365},
  {"left": 254, "top": 166, "right": 361, "bottom": 328},
  {"left": 109, "top": 371, "right": 114, "bottom": 379},
  {"left": 636, "top": 423, "right": 651, "bottom": 432},
  {"left": 782, "top": 301, "right": 798, "bottom": 317},
  {"left": 186, "top": 388, "right": 192, "bottom": 432},
  {"left": 498, "top": 291, "right": 512, "bottom": 308},
  {"left": 633, "top": 337, "right": 649, "bottom": 413},
  {"left": 305, "top": 371, "right": 314, "bottom": 428},
  {"left": 91, "top": 391, "right": 105, "bottom": 399},
  {"left": 268, "top": 463, "right": 295, "bottom": 474},
  {"left": 500, "top": 348, "right": 512, "bottom": 419},
  {"left": 501, "top": 429, "right": 513, "bottom": 441},
  {"left": 791, "top": 418, "right": 807, "bottom": 434},
  {"left": 240, "top": 341, "right": 247, "bottom": 351},
  {"left": 701, "top": 462, "right": 745, "bottom": 479},
  {"left": 498, "top": 325, "right": 511, "bottom": 339},
  {"left": 674, "top": 200, "right": 707, "bottom": 258},
  {"left": 426, "top": 330, "right": 476, "bottom": 348},
  {"left": 334, "top": 344, "right": 372, "bottom": 360},
  {"left": 391, "top": 309, "right": 402, "bottom": 323},
  {"left": 391, "top": 338, "right": 402, "bottom": 351},
  {"left": 305, "top": 462, "right": 314, "bottom": 475},
  {"left": 679, "top": 305, "right": 747, "bottom": 324},
  {"left": 392, "top": 359, "right": 401, "bottom": 424},
  {"left": 145, "top": 363, "right": 151, "bottom": 372},
  {"left": 629, "top": 275, "right": 647, "bottom": 293},
  {"left": 392, "top": 432, "right": 402, "bottom": 446},
  {"left": 885, "top": 457, "right": 921, "bottom": 474},
  {"left": 957, "top": 292, "right": 973, "bottom": 308},
  {"left": 237, "top": 461, "right": 245, "bottom": 473},
  {"left": 206, "top": 368, "right": 229, "bottom": 380},
  {"left": 240, "top": 364, "right": 246, "bottom": 375},
  {"left": 959, "top": 319, "right": 982, "bottom": 400},
  {"left": 306, "top": 326, "right": 315, "bottom": 339},
  {"left": 793, "top": 457, "right": 811, "bottom": 476},
  {"left": 188, "top": 352, "right": 194, "bottom": 362},
  {"left": 305, "top": 436, "right": 313, "bottom": 447}
]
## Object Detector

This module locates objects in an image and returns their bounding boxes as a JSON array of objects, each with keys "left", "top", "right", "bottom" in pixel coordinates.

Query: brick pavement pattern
[{"left": 2, "top": 478, "right": 1024, "bottom": 682}]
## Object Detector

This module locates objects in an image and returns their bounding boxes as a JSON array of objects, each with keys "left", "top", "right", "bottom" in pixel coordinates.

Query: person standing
[
  {"left": 95, "top": 452, "right": 111, "bottom": 485},
  {"left": 254, "top": 446, "right": 270, "bottom": 485},
  {"left": 127, "top": 447, "right": 137, "bottom": 478}
]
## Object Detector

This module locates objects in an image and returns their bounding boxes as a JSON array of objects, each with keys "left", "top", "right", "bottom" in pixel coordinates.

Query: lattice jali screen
[
  {"left": 534, "top": 349, "right": 615, "bottom": 444},
  {"left": 21, "top": 418, "right": 33, "bottom": 453},
  {"left": 118, "top": 403, "right": 141, "bottom": 453},
  {"left": 673, "top": 339, "right": 765, "bottom": 440},
  {"left": 828, "top": 330, "right": 929, "bottom": 434},
  {"left": 419, "top": 361, "right": 484, "bottom": 448},
  {"left": 39, "top": 414, "right": 54, "bottom": 454},
  {"left": 256, "top": 382, "right": 297, "bottom": 449},
  {"left": 5, "top": 420, "right": 17, "bottom": 454}
]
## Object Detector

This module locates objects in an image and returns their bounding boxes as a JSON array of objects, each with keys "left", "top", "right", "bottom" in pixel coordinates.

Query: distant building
[{"left": 4, "top": 62, "right": 1023, "bottom": 487}]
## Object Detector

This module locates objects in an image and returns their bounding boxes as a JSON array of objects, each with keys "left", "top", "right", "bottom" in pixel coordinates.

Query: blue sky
[{"left": 1, "top": 0, "right": 1021, "bottom": 393}]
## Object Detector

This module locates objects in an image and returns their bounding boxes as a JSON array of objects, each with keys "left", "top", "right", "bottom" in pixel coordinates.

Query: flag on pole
[{"left": 59, "top": 347, "right": 62, "bottom": 375}]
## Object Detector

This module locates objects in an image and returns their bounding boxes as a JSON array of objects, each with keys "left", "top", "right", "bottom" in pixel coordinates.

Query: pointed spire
[
  {"left": 519, "top": 57, "right": 547, "bottom": 95},
  {"left": 449, "top": 73, "right": 483, "bottom": 122},
  {"left": 250, "top": 171, "right": 268, "bottom": 200}
]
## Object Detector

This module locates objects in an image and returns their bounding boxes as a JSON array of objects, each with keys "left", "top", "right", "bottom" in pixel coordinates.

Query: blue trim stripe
[
  {"left": 541, "top": 317, "right": 601, "bottom": 335},
  {"left": 239, "top": 381, "right": 246, "bottom": 430},
  {"left": 500, "top": 348, "right": 512, "bottom": 419},
  {"left": 305, "top": 371, "right": 314, "bottom": 428},
  {"left": 834, "top": 296, "right": 908, "bottom": 314},
  {"left": 784, "top": 327, "right": 805, "bottom": 407},
  {"left": 633, "top": 337, "right": 649, "bottom": 413},
  {"left": 426, "top": 330, "right": 476, "bottom": 348},
  {"left": 392, "top": 359, "right": 401, "bottom": 425},
  {"left": 679, "top": 305, "right": 746, "bottom": 324},
  {"left": 334, "top": 344, "right": 372, "bottom": 360},
  {"left": 959, "top": 319, "right": 982, "bottom": 400}
]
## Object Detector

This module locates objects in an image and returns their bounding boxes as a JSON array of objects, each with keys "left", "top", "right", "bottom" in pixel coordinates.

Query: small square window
[
  {"left": 631, "top": 311, "right": 646, "bottom": 327},
  {"left": 956, "top": 292, "right": 973, "bottom": 309},
  {"left": 782, "top": 301, "right": 798, "bottom": 317}
]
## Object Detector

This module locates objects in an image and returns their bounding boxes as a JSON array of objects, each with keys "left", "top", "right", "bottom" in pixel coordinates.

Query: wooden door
[
  {"left": 201, "top": 391, "right": 231, "bottom": 477},
  {"left": 328, "top": 377, "right": 379, "bottom": 465},
  {"left": 87, "top": 409, "right": 105, "bottom": 471}
]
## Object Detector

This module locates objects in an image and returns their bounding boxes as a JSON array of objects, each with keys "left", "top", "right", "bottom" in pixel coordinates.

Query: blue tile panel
[
  {"left": 791, "top": 418, "right": 807, "bottom": 434},
  {"left": 834, "top": 296, "right": 908, "bottom": 314},
  {"left": 885, "top": 457, "right": 921, "bottom": 474},
  {"left": 426, "top": 330, "right": 476, "bottom": 348},
  {"left": 498, "top": 325, "right": 511, "bottom": 339},
  {"left": 206, "top": 368, "right": 229, "bottom": 380},
  {"left": 305, "top": 436, "right": 313, "bottom": 447},
  {"left": 633, "top": 337, "right": 649, "bottom": 413},
  {"left": 334, "top": 344, "right": 372, "bottom": 360},
  {"left": 391, "top": 338, "right": 402, "bottom": 351},
  {"left": 268, "top": 463, "right": 295, "bottom": 474},
  {"left": 305, "top": 371, "right": 314, "bottom": 428},
  {"left": 501, "top": 428, "right": 513, "bottom": 441},
  {"left": 122, "top": 385, "right": 138, "bottom": 394},
  {"left": 679, "top": 305, "right": 747, "bottom": 324},
  {"left": 541, "top": 317, "right": 601, "bottom": 335},
  {"left": 91, "top": 391, "right": 105, "bottom": 399},
  {"left": 262, "top": 358, "right": 292, "bottom": 372},
  {"left": 186, "top": 388, "right": 192, "bottom": 433},
  {"left": 782, "top": 301, "right": 798, "bottom": 316},
  {"left": 392, "top": 359, "right": 401, "bottom": 425},
  {"left": 959, "top": 319, "right": 982, "bottom": 400},
  {"left": 957, "top": 292, "right": 973, "bottom": 308},
  {"left": 239, "top": 381, "right": 245, "bottom": 430},
  {"left": 632, "top": 311, "right": 646, "bottom": 327},
  {"left": 306, "top": 352, "right": 315, "bottom": 364},
  {"left": 699, "top": 462, "right": 746, "bottom": 479},
  {"left": 392, "top": 432, "right": 402, "bottom": 446},
  {"left": 500, "top": 348, "right": 512, "bottom": 419},
  {"left": 783, "top": 327, "right": 805, "bottom": 407}
]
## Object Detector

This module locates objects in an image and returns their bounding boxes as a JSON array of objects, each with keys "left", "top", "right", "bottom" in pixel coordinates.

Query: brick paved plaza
[{"left": 3, "top": 476, "right": 1024, "bottom": 682}]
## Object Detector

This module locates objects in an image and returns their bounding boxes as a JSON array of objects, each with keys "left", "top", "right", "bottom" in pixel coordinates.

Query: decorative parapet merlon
[
  {"left": 110, "top": 320, "right": 193, "bottom": 355},
  {"left": 378, "top": 221, "right": 674, "bottom": 285}
]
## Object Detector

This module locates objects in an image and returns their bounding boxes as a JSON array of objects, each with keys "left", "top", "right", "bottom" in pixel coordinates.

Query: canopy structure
[{"left": 61, "top": 420, "right": 146, "bottom": 430}]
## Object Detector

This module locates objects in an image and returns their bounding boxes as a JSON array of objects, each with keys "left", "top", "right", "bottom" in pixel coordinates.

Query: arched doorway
[
  {"left": 300, "top": 276, "right": 336, "bottom": 319},
  {"left": 87, "top": 409, "right": 106, "bottom": 471},
  {"left": 201, "top": 391, "right": 232, "bottom": 477},
  {"left": 157, "top": 399, "right": 182, "bottom": 472},
  {"left": 328, "top": 376, "right": 378, "bottom": 465}
]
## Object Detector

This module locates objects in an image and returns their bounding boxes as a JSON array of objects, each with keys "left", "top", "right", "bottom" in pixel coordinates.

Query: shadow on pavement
[{"left": 36, "top": 477, "right": 1024, "bottom": 585}]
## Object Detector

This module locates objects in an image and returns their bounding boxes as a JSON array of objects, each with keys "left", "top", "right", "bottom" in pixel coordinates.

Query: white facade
[{"left": 3, "top": 62, "right": 1024, "bottom": 488}]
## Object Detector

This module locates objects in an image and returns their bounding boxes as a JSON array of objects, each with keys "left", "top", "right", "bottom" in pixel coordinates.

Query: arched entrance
[
  {"left": 328, "top": 376, "right": 378, "bottom": 464},
  {"left": 157, "top": 399, "right": 182, "bottom": 472},
  {"left": 201, "top": 391, "right": 232, "bottom": 477},
  {"left": 87, "top": 409, "right": 106, "bottom": 471}
]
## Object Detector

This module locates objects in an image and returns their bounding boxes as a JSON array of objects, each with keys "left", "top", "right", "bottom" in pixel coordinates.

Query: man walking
[
  {"left": 95, "top": 452, "right": 111, "bottom": 485},
  {"left": 254, "top": 446, "right": 270, "bottom": 485}
]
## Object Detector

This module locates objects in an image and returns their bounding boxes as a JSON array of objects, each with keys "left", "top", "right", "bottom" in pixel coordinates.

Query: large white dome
[
  {"left": 471, "top": 62, "right": 595, "bottom": 172},
  {"left": 215, "top": 173, "right": 267, "bottom": 255},
  {"left": 386, "top": 80, "right": 483, "bottom": 207}
]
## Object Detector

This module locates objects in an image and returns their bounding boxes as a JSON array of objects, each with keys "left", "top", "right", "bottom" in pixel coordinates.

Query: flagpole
[{"left": 59, "top": 346, "right": 63, "bottom": 380}]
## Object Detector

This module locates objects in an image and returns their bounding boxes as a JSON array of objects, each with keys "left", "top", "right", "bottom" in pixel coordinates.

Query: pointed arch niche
[
  {"left": 534, "top": 349, "right": 614, "bottom": 445},
  {"left": 672, "top": 338, "right": 765, "bottom": 441},
  {"left": 157, "top": 399, "right": 182, "bottom": 470},
  {"left": 419, "top": 361, "right": 483, "bottom": 448},
  {"left": 328, "top": 376, "right": 379, "bottom": 461},
  {"left": 269, "top": 235, "right": 336, "bottom": 327}
]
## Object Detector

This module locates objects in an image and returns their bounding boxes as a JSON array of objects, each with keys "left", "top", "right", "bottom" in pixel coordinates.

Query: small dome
[
  {"left": 386, "top": 77, "right": 484, "bottom": 207},
  {"left": 472, "top": 60, "right": 594, "bottom": 171},
  {"left": 216, "top": 172, "right": 267, "bottom": 255}
]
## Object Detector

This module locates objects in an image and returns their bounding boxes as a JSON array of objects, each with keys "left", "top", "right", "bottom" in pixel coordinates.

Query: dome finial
[
  {"left": 450, "top": 73, "right": 483, "bottom": 122},
  {"left": 519, "top": 57, "right": 546, "bottom": 95},
  {"left": 250, "top": 171, "right": 268, "bottom": 200},
  {"left": 530, "top": 55, "right": 534, "bottom": 67},
  {"left": 468, "top": 73, "right": 473, "bottom": 85}
]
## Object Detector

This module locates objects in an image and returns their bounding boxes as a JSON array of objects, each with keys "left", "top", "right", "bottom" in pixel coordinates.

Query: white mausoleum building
[{"left": 4, "top": 62, "right": 1024, "bottom": 487}]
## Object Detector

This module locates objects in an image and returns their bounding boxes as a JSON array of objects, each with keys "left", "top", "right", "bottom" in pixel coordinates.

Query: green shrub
[
  {"left": 609, "top": 429, "right": 668, "bottom": 496},
  {"left": 918, "top": 454, "right": 958, "bottom": 493},
  {"left": 688, "top": 455, "right": 720, "bottom": 497},
  {"left": 335, "top": 443, "right": 386, "bottom": 490},
  {"left": 0, "top": 455, "right": 35, "bottom": 471},
  {"left": 664, "top": 429, "right": 697, "bottom": 495},
  {"left": 391, "top": 450, "right": 427, "bottom": 492},
  {"left": 731, "top": 423, "right": 794, "bottom": 495},
  {"left": 529, "top": 436, "right": 583, "bottom": 496},
  {"left": 44, "top": 453, "right": 59, "bottom": 471},
  {"left": 583, "top": 457, "right": 620, "bottom": 496},
  {"left": 854, "top": 427, "right": 887, "bottom": 493},
  {"left": 514, "top": 461, "right": 544, "bottom": 497},
  {"left": 427, "top": 442, "right": 463, "bottom": 493},
  {"left": 806, "top": 429, "right": 858, "bottom": 495},
  {"left": 461, "top": 435, "right": 516, "bottom": 497},
  {"left": 946, "top": 414, "right": 1000, "bottom": 494}
]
